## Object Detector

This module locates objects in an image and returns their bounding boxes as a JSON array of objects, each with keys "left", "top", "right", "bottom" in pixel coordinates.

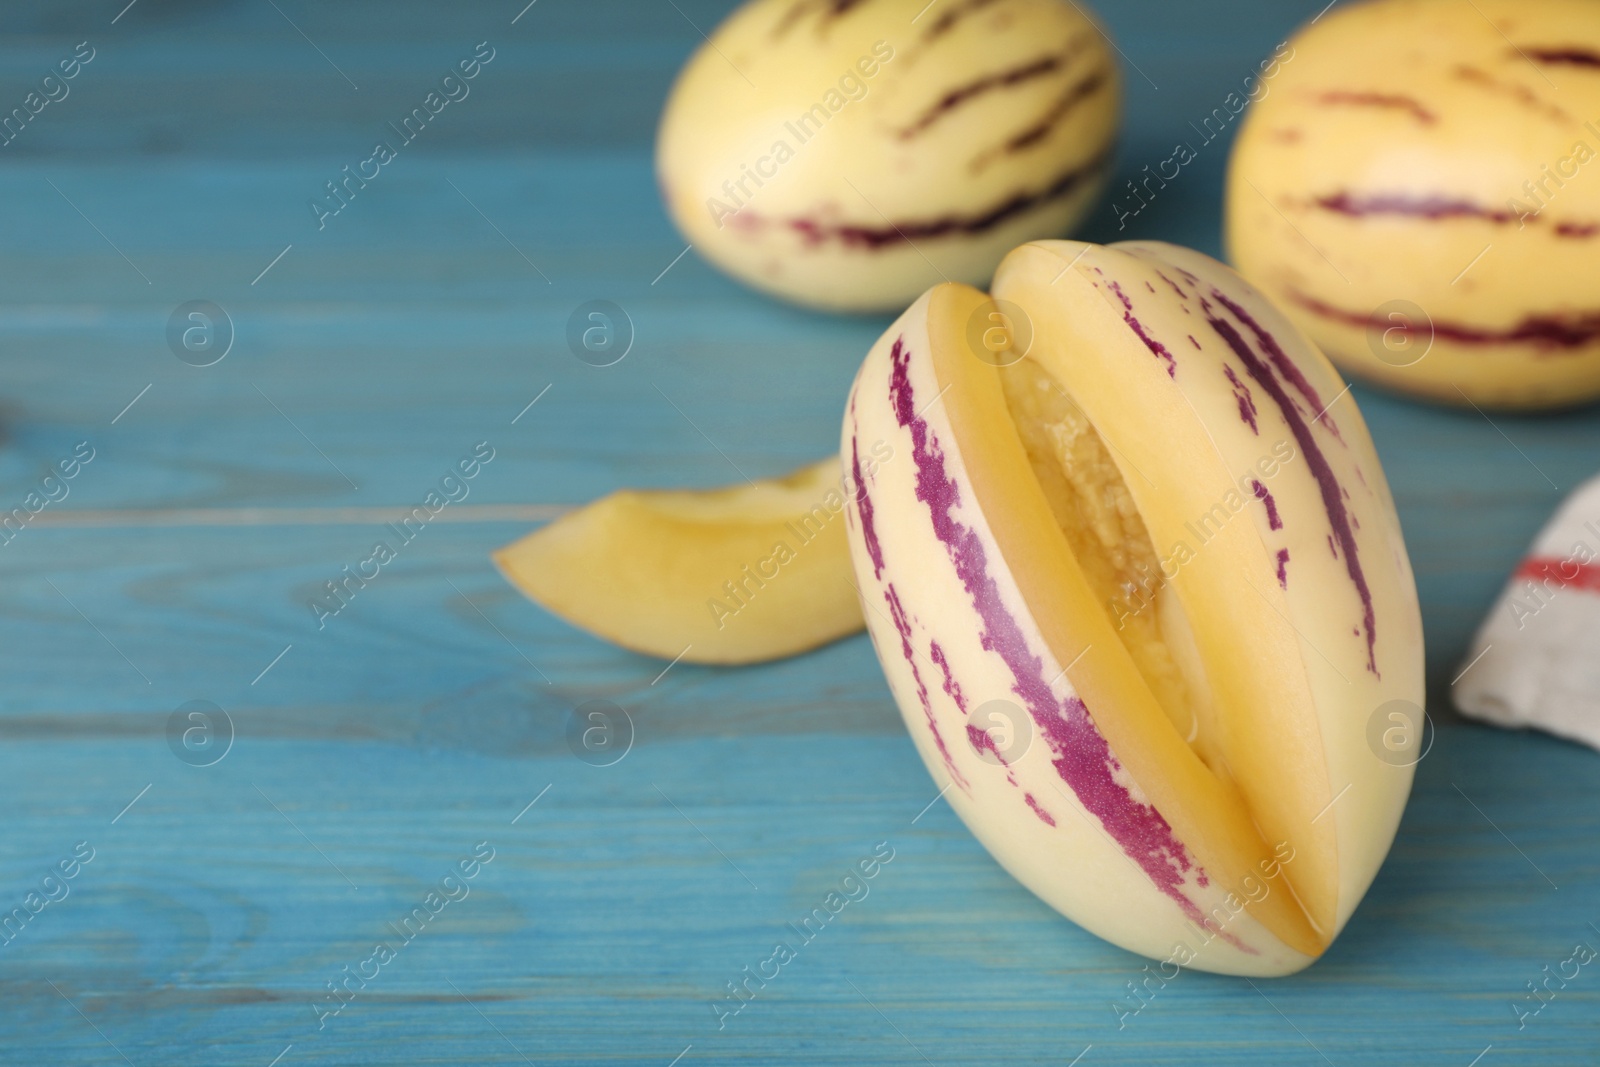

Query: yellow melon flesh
[
  {"left": 925, "top": 281, "right": 1328, "bottom": 958},
  {"left": 493, "top": 458, "right": 863, "bottom": 664}
]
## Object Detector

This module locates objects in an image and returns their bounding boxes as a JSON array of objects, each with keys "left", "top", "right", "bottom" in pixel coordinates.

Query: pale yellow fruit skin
[
  {"left": 1227, "top": 0, "right": 1600, "bottom": 409},
  {"left": 657, "top": 0, "right": 1120, "bottom": 312},
  {"left": 842, "top": 241, "right": 1424, "bottom": 975},
  {"left": 493, "top": 458, "right": 863, "bottom": 664}
]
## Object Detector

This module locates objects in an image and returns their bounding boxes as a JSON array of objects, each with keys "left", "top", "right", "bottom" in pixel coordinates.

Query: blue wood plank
[{"left": 0, "top": 0, "right": 1598, "bottom": 1064}]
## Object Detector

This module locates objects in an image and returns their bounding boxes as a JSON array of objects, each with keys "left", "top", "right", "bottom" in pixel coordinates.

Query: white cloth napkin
[{"left": 1453, "top": 474, "right": 1600, "bottom": 750}]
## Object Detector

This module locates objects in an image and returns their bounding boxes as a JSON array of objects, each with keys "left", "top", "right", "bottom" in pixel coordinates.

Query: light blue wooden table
[{"left": 1, "top": 0, "right": 1596, "bottom": 1063}]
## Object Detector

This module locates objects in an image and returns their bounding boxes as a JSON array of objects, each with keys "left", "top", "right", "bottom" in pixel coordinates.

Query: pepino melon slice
[{"left": 494, "top": 458, "right": 865, "bottom": 664}]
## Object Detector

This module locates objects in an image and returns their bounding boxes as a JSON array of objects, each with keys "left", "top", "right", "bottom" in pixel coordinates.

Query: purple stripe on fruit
[
  {"left": 782, "top": 148, "right": 1114, "bottom": 250},
  {"left": 1210, "top": 292, "right": 1341, "bottom": 441},
  {"left": 1313, "top": 90, "right": 1436, "bottom": 124},
  {"left": 851, "top": 433, "right": 887, "bottom": 579},
  {"left": 1252, "top": 479, "right": 1283, "bottom": 530},
  {"left": 1523, "top": 46, "right": 1600, "bottom": 68},
  {"left": 1314, "top": 191, "right": 1514, "bottom": 223},
  {"left": 1290, "top": 290, "right": 1600, "bottom": 350},
  {"left": 1225, "top": 365, "right": 1260, "bottom": 433},
  {"left": 900, "top": 52, "right": 1074, "bottom": 140},
  {"left": 1204, "top": 301, "right": 1378, "bottom": 676},
  {"left": 886, "top": 581, "right": 970, "bottom": 793},
  {"left": 884, "top": 335, "right": 1253, "bottom": 944},
  {"left": 1107, "top": 279, "right": 1177, "bottom": 377}
]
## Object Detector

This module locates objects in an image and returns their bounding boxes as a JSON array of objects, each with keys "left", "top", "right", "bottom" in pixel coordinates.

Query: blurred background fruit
[
  {"left": 657, "top": 0, "right": 1121, "bottom": 311},
  {"left": 1227, "top": 0, "right": 1600, "bottom": 409}
]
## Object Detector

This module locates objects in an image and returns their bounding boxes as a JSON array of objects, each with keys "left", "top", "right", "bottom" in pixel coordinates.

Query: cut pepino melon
[
  {"left": 495, "top": 458, "right": 866, "bottom": 664},
  {"left": 842, "top": 240, "right": 1424, "bottom": 975}
]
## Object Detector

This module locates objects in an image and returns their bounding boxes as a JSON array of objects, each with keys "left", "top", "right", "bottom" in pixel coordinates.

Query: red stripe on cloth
[{"left": 1515, "top": 556, "right": 1600, "bottom": 593}]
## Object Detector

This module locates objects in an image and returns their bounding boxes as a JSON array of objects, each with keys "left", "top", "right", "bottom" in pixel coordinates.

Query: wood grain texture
[{"left": 0, "top": 0, "right": 1596, "bottom": 1063}]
